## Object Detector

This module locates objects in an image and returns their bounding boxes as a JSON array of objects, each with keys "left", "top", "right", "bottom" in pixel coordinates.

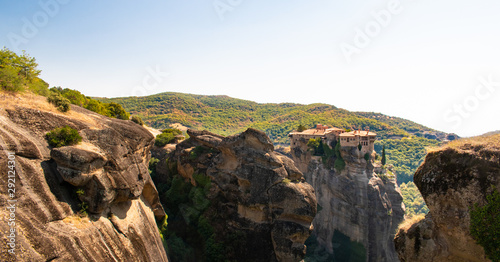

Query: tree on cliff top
[
  {"left": 0, "top": 48, "right": 48, "bottom": 94},
  {"left": 297, "top": 124, "right": 307, "bottom": 132}
]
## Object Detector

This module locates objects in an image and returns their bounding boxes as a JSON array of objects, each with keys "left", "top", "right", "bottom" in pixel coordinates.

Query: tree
[
  {"left": 105, "top": 102, "right": 130, "bottom": 120},
  {"left": 0, "top": 48, "right": 42, "bottom": 92},
  {"left": 381, "top": 145, "right": 387, "bottom": 166},
  {"left": 131, "top": 115, "right": 145, "bottom": 125},
  {"left": 297, "top": 124, "right": 307, "bottom": 132}
]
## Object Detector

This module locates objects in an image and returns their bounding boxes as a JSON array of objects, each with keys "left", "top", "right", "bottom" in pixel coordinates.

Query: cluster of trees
[
  {"left": 400, "top": 182, "right": 429, "bottom": 217},
  {"left": 1, "top": 48, "right": 131, "bottom": 120},
  {"left": 149, "top": 150, "right": 244, "bottom": 261},
  {"left": 375, "top": 137, "right": 441, "bottom": 184},
  {"left": 306, "top": 138, "right": 345, "bottom": 171},
  {"left": 51, "top": 87, "right": 130, "bottom": 119},
  {"left": 0, "top": 48, "right": 48, "bottom": 95}
]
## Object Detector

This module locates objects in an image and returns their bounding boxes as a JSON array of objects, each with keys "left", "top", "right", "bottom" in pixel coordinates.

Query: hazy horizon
[{"left": 2, "top": 1, "right": 499, "bottom": 137}]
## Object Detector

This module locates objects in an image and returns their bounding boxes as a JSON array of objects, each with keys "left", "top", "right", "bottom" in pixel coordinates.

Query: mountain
[{"left": 101, "top": 92, "right": 445, "bottom": 145}]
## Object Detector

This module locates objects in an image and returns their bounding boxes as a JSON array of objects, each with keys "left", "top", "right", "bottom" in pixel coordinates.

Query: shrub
[
  {"left": 334, "top": 140, "right": 346, "bottom": 172},
  {"left": 78, "top": 201, "right": 88, "bottom": 217},
  {"left": 470, "top": 188, "right": 500, "bottom": 261},
  {"left": 131, "top": 115, "right": 145, "bottom": 125},
  {"left": 155, "top": 132, "right": 175, "bottom": 147},
  {"left": 282, "top": 178, "right": 291, "bottom": 184},
  {"left": 364, "top": 153, "right": 370, "bottom": 161},
  {"left": 46, "top": 126, "right": 82, "bottom": 147},
  {"left": 47, "top": 92, "right": 71, "bottom": 112},
  {"left": 105, "top": 102, "right": 130, "bottom": 120},
  {"left": 155, "top": 128, "right": 182, "bottom": 147}
]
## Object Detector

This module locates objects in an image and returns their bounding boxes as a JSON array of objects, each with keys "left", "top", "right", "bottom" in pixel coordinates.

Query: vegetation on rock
[
  {"left": 470, "top": 188, "right": 500, "bottom": 262},
  {"left": 46, "top": 126, "right": 82, "bottom": 147},
  {"left": 155, "top": 128, "right": 182, "bottom": 147},
  {"left": 47, "top": 91, "right": 71, "bottom": 112},
  {"left": 131, "top": 115, "right": 145, "bottom": 125}
]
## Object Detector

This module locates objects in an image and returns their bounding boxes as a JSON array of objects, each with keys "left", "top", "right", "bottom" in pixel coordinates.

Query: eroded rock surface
[
  {"left": 394, "top": 135, "right": 500, "bottom": 262},
  {"left": 291, "top": 140, "right": 405, "bottom": 262},
  {"left": 0, "top": 94, "right": 167, "bottom": 262},
  {"left": 159, "top": 128, "right": 317, "bottom": 261}
]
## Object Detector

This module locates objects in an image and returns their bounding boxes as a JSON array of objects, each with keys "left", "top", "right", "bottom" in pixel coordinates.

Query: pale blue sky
[{"left": 1, "top": 1, "right": 499, "bottom": 137}]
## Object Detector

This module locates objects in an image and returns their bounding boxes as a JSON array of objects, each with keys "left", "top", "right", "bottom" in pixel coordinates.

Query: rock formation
[
  {"left": 155, "top": 128, "right": 317, "bottom": 261},
  {"left": 291, "top": 138, "right": 405, "bottom": 262},
  {"left": 394, "top": 134, "right": 500, "bottom": 262},
  {"left": 0, "top": 93, "right": 168, "bottom": 262}
]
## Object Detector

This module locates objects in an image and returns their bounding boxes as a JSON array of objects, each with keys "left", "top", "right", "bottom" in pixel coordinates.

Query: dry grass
[
  {"left": 428, "top": 133, "right": 500, "bottom": 154},
  {"left": 397, "top": 214, "right": 426, "bottom": 232},
  {"left": 0, "top": 91, "right": 102, "bottom": 128},
  {"left": 62, "top": 215, "right": 91, "bottom": 229}
]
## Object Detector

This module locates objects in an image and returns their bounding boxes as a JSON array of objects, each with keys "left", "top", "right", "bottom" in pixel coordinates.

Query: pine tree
[{"left": 381, "top": 145, "right": 387, "bottom": 166}]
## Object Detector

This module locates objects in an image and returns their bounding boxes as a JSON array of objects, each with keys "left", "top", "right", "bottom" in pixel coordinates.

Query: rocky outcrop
[
  {"left": 394, "top": 135, "right": 500, "bottom": 262},
  {"left": 0, "top": 93, "right": 167, "bottom": 262},
  {"left": 158, "top": 128, "right": 317, "bottom": 261},
  {"left": 291, "top": 140, "right": 405, "bottom": 262}
]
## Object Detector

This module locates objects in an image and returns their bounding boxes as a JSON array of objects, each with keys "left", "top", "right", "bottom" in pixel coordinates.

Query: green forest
[{"left": 102, "top": 92, "right": 441, "bottom": 144}]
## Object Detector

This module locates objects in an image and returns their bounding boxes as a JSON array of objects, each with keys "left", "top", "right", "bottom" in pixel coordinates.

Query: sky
[{"left": 1, "top": 1, "right": 499, "bottom": 137}]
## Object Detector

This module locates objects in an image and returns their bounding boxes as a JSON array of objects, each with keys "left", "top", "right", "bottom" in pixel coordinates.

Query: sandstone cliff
[
  {"left": 0, "top": 93, "right": 168, "bottom": 262},
  {"left": 154, "top": 128, "right": 317, "bottom": 261},
  {"left": 291, "top": 139, "right": 405, "bottom": 262},
  {"left": 394, "top": 134, "right": 500, "bottom": 262}
]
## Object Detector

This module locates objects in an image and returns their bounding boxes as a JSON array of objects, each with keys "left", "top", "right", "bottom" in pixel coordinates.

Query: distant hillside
[{"left": 101, "top": 92, "right": 438, "bottom": 145}]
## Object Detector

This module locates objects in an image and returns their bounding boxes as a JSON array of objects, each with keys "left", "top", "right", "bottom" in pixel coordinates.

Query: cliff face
[
  {"left": 394, "top": 135, "right": 500, "bottom": 262},
  {"left": 157, "top": 128, "right": 317, "bottom": 262},
  {"left": 291, "top": 139, "right": 405, "bottom": 262},
  {"left": 0, "top": 93, "right": 168, "bottom": 262}
]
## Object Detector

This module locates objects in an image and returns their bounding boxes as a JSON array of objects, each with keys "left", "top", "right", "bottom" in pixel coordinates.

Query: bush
[
  {"left": 334, "top": 140, "right": 345, "bottom": 172},
  {"left": 155, "top": 132, "right": 175, "bottom": 147},
  {"left": 470, "top": 188, "right": 500, "bottom": 261},
  {"left": 46, "top": 126, "right": 82, "bottom": 147},
  {"left": 105, "top": 102, "right": 130, "bottom": 120},
  {"left": 155, "top": 128, "right": 182, "bottom": 147},
  {"left": 48, "top": 92, "right": 71, "bottom": 112},
  {"left": 364, "top": 153, "right": 370, "bottom": 161},
  {"left": 131, "top": 115, "right": 145, "bottom": 125}
]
